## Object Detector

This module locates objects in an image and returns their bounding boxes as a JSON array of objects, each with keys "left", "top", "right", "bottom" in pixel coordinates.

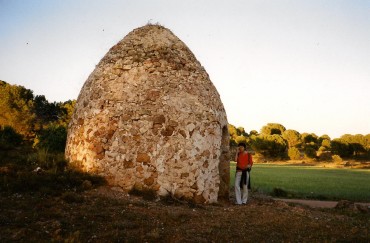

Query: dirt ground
[{"left": 1, "top": 186, "right": 369, "bottom": 242}]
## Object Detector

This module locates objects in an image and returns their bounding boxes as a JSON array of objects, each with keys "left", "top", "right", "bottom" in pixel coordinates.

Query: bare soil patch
[
  {"left": 275, "top": 198, "right": 370, "bottom": 209},
  {"left": 1, "top": 186, "right": 369, "bottom": 242},
  {"left": 275, "top": 198, "right": 339, "bottom": 208}
]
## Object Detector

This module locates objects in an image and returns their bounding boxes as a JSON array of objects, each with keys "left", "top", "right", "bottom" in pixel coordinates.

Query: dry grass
[{"left": 0, "top": 186, "right": 369, "bottom": 242}]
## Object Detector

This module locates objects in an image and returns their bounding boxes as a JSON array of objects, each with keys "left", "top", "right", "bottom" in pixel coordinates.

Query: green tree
[
  {"left": 260, "top": 123, "right": 286, "bottom": 135},
  {"left": 318, "top": 134, "right": 331, "bottom": 145},
  {"left": 228, "top": 124, "right": 238, "bottom": 146},
  {"left": 37, "top": 125, "right": 67, "bottom": 152},
  {"left": 251, "top": 134, "right": 287, "bottom": 158},
  {"left": 338, "top": 134, "right": 367, "bottom": 157},
  {"left": 299, "top": 133, "right": 319, "bottom": 159},
  {"left": 1, "top": 80, "right": 76, "bottom": 144},
  {"left": 321, "top": 139, "right": 331, "bottom": 149},
  {"left": 236, "top": 126, "right": 248, "bottom": 136},
  {"left": 352, "top": 134, "right": 366, "bottom": 155},
  {"left": 364, "top": 134, "right": 370, "bottom": 158},
  {"left": 249, "top": 130, "right": 258, "bottom": 136},
  {"left": 33, "top": 95, "right": 61, "bottom": 125},
  {"left": 228, "top": 124, "right": 251, "bottom": 146},
  {"left": 365, "top": 134, "right": 370, "bottom": 149},
  {"left": 301, "top": 133, "right": 318, "bottom": 145},
  {"left": 228, "top": 124, "right": 237, "bottom": 137},
  {"left": 301, "top": 133, "right": 319, "bottom": 151},
  {"left": 0, "top": 125, "right": 23, "bottom": 149},
  {"left": 331, "top": 138, "right": 352, "bottom": 158},
  {"left": 282, "top": 129, "right": 301, "bottom": 148},
  {"left": 304, "top": 147, "right": 316, "bottom": 159},
  {"left": 235, "top": 135, "right": 247, "bottom": 145},
  {"left": 0, "top": 81, "right": 36, "bottom": 138},
  {"left": 288, "top": 147, "right": 301, "bottom": 160},
  {"left": 58, "top": 100, "right": 76, "bottom": 126}
]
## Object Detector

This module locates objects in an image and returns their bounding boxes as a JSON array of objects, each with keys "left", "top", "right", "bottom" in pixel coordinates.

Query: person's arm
[
  {"left": 247, "top": 153, "right": 253, "bottom": 168},
  {"left": 235, "top": 151, "right": 238, "bottom": 163}
]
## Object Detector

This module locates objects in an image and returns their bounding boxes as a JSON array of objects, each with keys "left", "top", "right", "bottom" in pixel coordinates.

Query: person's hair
[{"left": 238, "top": 143, "right": 246, "bottom": 149}]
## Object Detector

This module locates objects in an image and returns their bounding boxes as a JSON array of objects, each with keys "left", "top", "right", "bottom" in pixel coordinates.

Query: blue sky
[{"left": 1, "top": 0, "right": 369, "bottom": 138}]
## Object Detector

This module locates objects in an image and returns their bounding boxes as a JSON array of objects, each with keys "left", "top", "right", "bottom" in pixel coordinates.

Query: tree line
[
  {"left": 1, "top": 81, "right": 106, "bottom": 196},
  {"left": 0, "top": 80, "right": 74, "bottom": 152},
  {"left": 1, "top": 81, "right": 369, "bottom": 161},
  {"left": 229, "top": 123, "right": 370, "bottom": 161}
]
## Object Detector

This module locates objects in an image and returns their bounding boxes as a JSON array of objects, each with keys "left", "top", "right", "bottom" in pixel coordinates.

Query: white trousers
[{"left": 235, "top": 171, "right": 249, "bottom": 204}]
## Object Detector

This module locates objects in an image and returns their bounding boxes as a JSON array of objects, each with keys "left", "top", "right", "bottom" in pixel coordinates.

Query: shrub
[
  {"left": 27, "top": 150, "right": 68, "bottom": 172},
  {"left": 0, "top": 169, "right": 106, "bottom": 194},
  {"left": 37, "top": 125, "right": 67, "bottom": 152},
  {"left": 0, "top": 125, "right": 23, "bottom": 149},
  {"left": 288, "top": 147, "right": 301, "bottom": 160}
]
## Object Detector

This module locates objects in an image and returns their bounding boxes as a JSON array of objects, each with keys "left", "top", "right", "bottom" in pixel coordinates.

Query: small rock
[{"left": 33, "top": 167, "right": 43, "bottom": 173}]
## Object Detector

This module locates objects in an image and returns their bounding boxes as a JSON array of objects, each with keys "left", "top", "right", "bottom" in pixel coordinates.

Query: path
[{"left": 274, "top": 198, "right": 370, "bottom": 209}]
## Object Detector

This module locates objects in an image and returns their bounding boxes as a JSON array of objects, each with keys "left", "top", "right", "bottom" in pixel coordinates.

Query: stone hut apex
[{"left": 65, "top": 24, "right": 229, "bottom": 203}]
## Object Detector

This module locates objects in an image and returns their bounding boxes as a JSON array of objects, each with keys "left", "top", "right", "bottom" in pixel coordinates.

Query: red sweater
[{"left": 237, "top": 152, "right": 253, "bottom": 170}]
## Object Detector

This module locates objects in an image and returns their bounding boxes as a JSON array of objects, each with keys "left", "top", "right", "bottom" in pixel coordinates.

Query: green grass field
[{"left": 230, "top": 162, "right": 370, "bottom": 202}]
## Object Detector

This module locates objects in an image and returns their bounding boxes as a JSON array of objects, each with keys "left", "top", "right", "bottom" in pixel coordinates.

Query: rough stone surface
[{"left": 65, "top": 25, "right": 229, "bottom": 203}]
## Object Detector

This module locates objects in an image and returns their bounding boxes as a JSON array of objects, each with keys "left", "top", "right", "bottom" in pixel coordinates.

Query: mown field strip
[{"left": 230, "top": 163, "right": 370, "bottom": 202}]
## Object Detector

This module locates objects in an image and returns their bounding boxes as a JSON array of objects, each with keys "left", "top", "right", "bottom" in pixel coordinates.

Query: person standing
[{"left": 234, "top": 143, "right": 253, "bottom": 205}]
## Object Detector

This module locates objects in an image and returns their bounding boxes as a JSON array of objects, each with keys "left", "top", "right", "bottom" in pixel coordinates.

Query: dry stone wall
[{"left": 65, "top": 25, "right": 229, "bottom": 203}]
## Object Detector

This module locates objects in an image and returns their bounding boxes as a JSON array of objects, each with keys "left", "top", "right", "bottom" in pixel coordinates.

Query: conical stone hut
[{"left": 65, "top": 25, "right": 229, "bottom": 203}]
